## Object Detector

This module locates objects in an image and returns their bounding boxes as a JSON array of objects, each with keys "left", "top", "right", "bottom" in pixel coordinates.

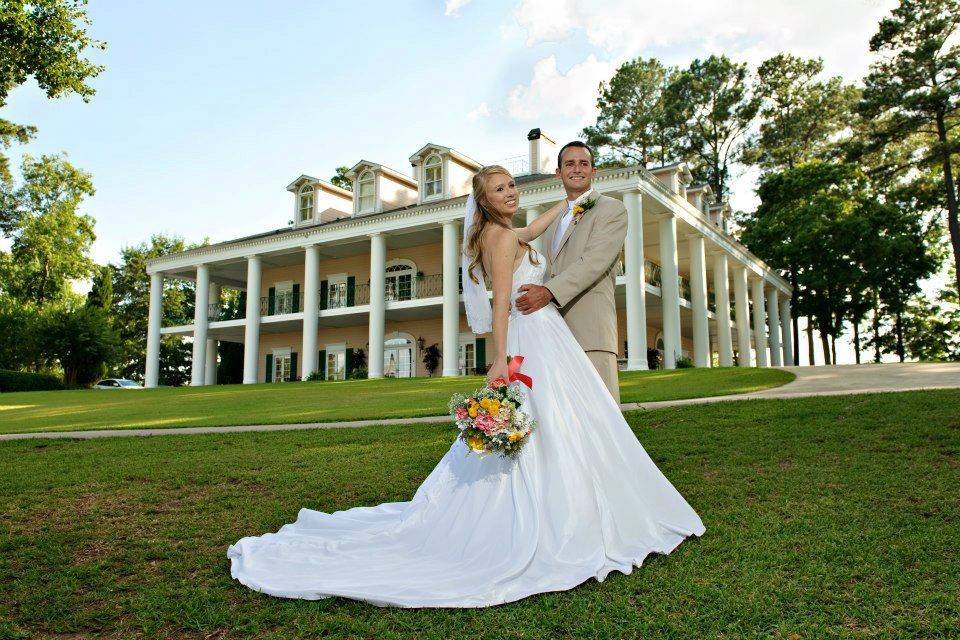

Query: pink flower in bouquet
[
  {"left": 474, "top": 412, "right": 497, "bottom": 434},
  {"left": 489, "top": 377, "right": 508, "bottom": 389},
  {"left": 455, "top": 406, "right": 468, "bottom": 421}
]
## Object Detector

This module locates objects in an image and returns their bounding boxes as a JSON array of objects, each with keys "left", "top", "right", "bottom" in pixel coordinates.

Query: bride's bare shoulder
[{"left": 480, "top": 225, "right": 520, "bottom": 272}]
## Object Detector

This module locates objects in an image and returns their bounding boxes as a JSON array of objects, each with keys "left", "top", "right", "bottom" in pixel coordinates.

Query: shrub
[
  {"left": 0, "top": 369, "right": 64, "bottom": 392},
  {"left": 304, "top": 371, "right": 325, "bottom": 382},
  {"left": 348, "top": 367, "right": 368, "bottom": 380},
  {"left": 676, "top": 355, "right": 694, "bottom": 368}
]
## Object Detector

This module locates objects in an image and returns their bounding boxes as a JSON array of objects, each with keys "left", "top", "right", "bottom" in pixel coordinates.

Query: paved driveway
[{"left": 630, "top": 362, "right": 960, "bottom": 410}]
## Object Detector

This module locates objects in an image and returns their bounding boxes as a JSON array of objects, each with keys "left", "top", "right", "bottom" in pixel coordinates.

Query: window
[
  {"left": 325, "top": 348, "right": 345, "bottom": 381},
  {"left": 358, "top": 170, "right": 375, "bottom": 211},
  {"left": 273, "top": 350, "right": 292, "bottom": 383},
  {"left": 298, "top": 184, "right": 314, "bottom": 222},
  {"left": 384, "top": 333, "right": 415, "bottom": 378},
  {"left": 423, "top": 154, "right": 442, "bottom": 198},
  {"left": 385, "top": 261, "right": 416, "bottom": 301},
  {"left": 458, "top": 341, "right": 475, "bottom": 376},
  {"left": 275, "top": 282, "right": 295, "bottom": 314},
  {"left": 328, "top": 279, "right": 348, "bottom": 309}
]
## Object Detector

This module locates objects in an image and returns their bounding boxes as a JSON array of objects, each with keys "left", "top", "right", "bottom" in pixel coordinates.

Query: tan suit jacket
[{"left": 543, "top": 193, "right": 628, "bottom": 354}]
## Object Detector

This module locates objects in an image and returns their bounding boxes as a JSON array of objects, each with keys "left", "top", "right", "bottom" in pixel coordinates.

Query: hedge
[{"left": 0, "top": 369, "right": 65, "bottom": 393}]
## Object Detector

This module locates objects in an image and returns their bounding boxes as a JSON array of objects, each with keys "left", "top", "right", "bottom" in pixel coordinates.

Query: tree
[
  {"left": 739, "top": 161, "right": 936, "bottom": 364},
  {"left": 747, "top": 54, "right": 859, "bottom": 172},
  {"left": 858, "top": 0, "right": 960, "bottom": 295},
  {"left": 582, "top": 58, "right": 684, "bottom": 167},
  {"left": 40, "top": 302, "right": 118, "bottom": 386},
  {"left": 666, "top": 55, "right": 759, "bottom": 203},
  {"left": 900, "top": 279, "right": 960, "bottom": 361},
  {"left": 0, "top": 0, "right": 105, "bottom": 182},
  {"left": 331, "top": 166, "right": 353, "bottom": 191},
  {"left": 422, "top": 343, "right": 442, "bottom": 377},
  {"left": 86, "top": 264, "right": 113, "bottom": 310},
  {"left": 0, "top": 295, "right": 43, "bottom": 370},
  {"left": 0, "top": 154, "right": 96, "bottom": 307},
  {"left": 111, "top": 235, "right": 200, "bottom": 385}
]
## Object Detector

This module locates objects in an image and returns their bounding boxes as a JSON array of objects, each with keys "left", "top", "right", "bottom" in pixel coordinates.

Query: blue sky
[{"left": 5, "top": 0, "right": 903, "bottom": 364}]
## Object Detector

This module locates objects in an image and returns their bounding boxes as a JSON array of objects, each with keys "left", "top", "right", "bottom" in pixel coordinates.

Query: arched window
[
  {"left": 383, "top": 331, "right": 416, "bottom": 378},
  {"left": 423, "top": 154, "right": 442, "bottom": 198},
  {"left": 357, "top": 170, "right": 375, "bottom": 212},
  {"left": 385, "top": 259, "right": 416, "bottom": 301},
  {"left": 298, "top": 184, "right": 314, "bottom": 222}
]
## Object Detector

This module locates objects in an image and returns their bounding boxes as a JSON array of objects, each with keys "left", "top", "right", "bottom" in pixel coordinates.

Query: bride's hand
[{"left": 486, "top": 359, "right": 509, "bottom": 386}]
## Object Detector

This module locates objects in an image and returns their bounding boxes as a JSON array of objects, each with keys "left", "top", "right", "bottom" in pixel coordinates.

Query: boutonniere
[{"left": 571, "top": 192, "right": 598, "bottom": 225}]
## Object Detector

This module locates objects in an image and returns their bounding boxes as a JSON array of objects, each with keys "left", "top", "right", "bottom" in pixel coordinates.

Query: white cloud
[
  {"left": 512, "top": 0, "right": 898, "bottom": 80},
  {"left": 444, "top": 0, "right": 472, "bottom": 17},
  {"left": 514, "top": 0, "right": 580, "bottom": 46},
  {"left": 506, "top": 55, "right": 614, "bottom": 122},
  {"left": 467, "top": 102, "right": 490, "bottom": 121}
]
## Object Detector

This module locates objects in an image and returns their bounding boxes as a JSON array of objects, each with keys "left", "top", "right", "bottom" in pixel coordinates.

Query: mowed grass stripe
[
  {"left": 0, "top": 367, "right": 794, "bottom": 434},
  {"left": 0, "top": 389, "right": 956, "bottom": 639}
]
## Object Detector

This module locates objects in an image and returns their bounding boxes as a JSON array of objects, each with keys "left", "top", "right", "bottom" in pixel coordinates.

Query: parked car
[{"left": 93, "top": 378, "right": 143, "bottom": 389}]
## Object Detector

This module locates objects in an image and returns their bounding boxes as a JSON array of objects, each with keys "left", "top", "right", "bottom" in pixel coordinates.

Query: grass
[
  {"left": 0, "top": 367, "right": 793, "bottom": 434},
  {"left": 1, "top": 389, "right": 957, "bottom": 639}
]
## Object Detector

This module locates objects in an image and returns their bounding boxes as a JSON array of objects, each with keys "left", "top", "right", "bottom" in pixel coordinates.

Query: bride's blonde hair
[{"left": 464, "top": 165, "right": 540, "bottom": 284}]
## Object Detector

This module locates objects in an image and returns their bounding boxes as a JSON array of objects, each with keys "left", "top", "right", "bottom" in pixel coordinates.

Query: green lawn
[
  {"left": 1, "top": 390, "right": 956, "bottom": 639},
  {"left": 0, "top": 367, "right": 793, "bottom": 434}
]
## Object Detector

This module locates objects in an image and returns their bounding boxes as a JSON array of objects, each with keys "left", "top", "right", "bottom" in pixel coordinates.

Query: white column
[
  {"left": 712, "top": 253, "right": 734, "bottom": 367},
  {"left": 441, "top": 220, "right": 460, "bottom": 376},
  {"left": 780, "top": 297, "right": 794, "bottom": 366},
  {"left": 658, "top": 214, "right": 681, "bottom": 369},
  {"left": 190, "top": 264, "right": 210, "bottom": 386},
  {"left": 525, "top": 206, "right": 544, "bottom": 256},
  {"left": 242, "top": 255, "right": 262, "bottom": 384},
  {"left": 688, "top": 234, "right": 710, "bottom": 367},
  {"left": 733, "top": 266, "right": 752, "bottom": 367},
  {"left": 204, "top": 282, "right": 220, "bottom": 385},
  {"left": 145, "top": 271, "right": 163, "bottom": 388},
  {"left": 368, "top": 233, "right": 387, "bottom": 378},
  {"left": 766, "top": 287, "right": 782, "bottom": 366},
  {"left": 623, "top": 191, "right": 648, "bottom": 370},
  {"left": 751, "top": 277, "right": 769, "bottom": 367},
  {"left": 301, "top": 244, "right": 320, "bottom": 379}
]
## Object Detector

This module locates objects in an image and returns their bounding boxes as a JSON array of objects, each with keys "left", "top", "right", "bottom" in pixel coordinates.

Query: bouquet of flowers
[{"left": 448, "top": 356, "right": 536, "bottom": 459}]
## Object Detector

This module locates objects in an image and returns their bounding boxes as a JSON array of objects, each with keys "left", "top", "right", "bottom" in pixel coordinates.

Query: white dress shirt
[{"left": 551, "top": 200, "right": 576, "bottom": 255}]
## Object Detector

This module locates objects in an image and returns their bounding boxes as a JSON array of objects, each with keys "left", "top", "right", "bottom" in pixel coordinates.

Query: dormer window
[
  {"left": 298, "top": 184, "right": 314, "bottom": 222},
  {"left": 358, "top": 170, "right": 375, "bottom": 212},
  {"left": 423, "top": 154, "right": 442, "bottom": 198}
]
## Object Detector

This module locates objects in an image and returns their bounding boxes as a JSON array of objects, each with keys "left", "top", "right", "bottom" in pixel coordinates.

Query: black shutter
[
  {"left": 345, "top": 348, "right": 353, "bottom": 378},
  {"left": 318, "top": 349, "right": 326, "bottom": 379},
  {"left": 267, "top": 287, "right": 276, "bottom": 315},
  {"left": 475, "top": 338, "right": 486, "bottom": 373},
  {"left": 289, "top": 352, "right": 298, "bottom": 381},
  {"left": 265, "top": 354, "right": 273, "bottom": 383},
  {"left": 346, "top": 276, "right": 355, "bottom": 306},
  {"left": 292, "top": 283, "right": 301, "bottom": 312},
  {"left": 319, "top": 280, "right": 328, "bottom": 310}
]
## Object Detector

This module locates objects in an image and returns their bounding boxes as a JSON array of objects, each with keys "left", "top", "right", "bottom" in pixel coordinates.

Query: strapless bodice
[{"left": 510, "top": 248, "right": 548, "bottom": 319}]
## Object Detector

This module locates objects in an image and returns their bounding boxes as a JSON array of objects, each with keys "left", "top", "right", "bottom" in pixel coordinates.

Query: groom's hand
[{"left": 515, "top": 284, "right": 555, "bottom": 314}]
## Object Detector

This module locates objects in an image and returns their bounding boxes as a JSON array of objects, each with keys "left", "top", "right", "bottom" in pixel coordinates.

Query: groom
[{"left": 515, "top": 141, "right": 628, "bottom": 404}]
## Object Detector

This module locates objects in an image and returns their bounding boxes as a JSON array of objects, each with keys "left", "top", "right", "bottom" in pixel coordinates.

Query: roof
[
  {"left": 346, "top": 160, "right": 418, "bottom": 188},
  {"left": 408, "top": 143, "right": 483, "bottom": 170}
]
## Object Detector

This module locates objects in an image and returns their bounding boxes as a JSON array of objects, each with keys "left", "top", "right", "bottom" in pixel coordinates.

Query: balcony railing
[{"left": 615, "top": 252, "right": 701, "bottom": 303}]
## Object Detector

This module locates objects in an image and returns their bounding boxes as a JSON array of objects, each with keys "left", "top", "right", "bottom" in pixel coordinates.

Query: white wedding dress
[{"left": 228, "top": 248, "right": 705, "bottom": 607}]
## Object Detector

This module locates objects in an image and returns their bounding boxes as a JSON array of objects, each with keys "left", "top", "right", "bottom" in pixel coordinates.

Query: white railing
[{"left": 494, "top": 154, "right": 530, "bottom": 176}]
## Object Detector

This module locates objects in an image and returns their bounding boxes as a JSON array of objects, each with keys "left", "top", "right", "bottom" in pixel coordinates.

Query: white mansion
[{"left": 144, "top": 129, "right": 794, "bottom": 387}]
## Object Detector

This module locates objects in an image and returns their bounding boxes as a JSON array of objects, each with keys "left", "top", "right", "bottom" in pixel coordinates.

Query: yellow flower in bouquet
[
  {"left": 508, "top": 431, "right": 524, "bottom": 443},
  {"left": 467, "top": 435, "right": 486, "bottom": 451},
  {"left": 480, "top": 398, "right": 501, "bottom": 414},
  {"left": 468, "top": 400, "right": 480, "bottom": 418}
]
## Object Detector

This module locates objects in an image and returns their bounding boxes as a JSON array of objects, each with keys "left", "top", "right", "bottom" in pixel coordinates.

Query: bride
[{"left": 228, "top": 165, "right": 705, "bottom": 608}]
